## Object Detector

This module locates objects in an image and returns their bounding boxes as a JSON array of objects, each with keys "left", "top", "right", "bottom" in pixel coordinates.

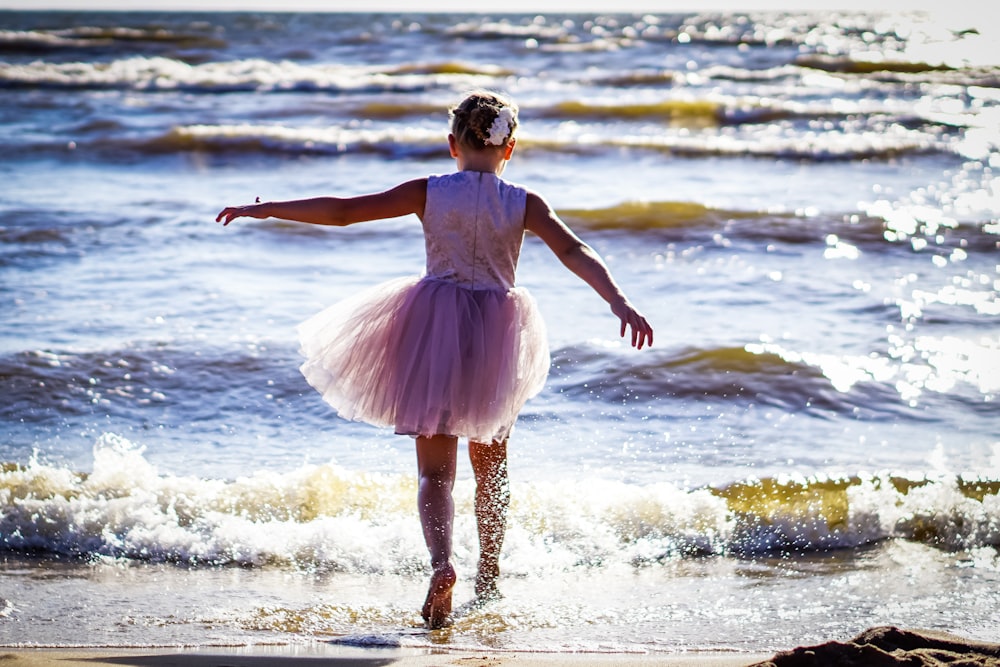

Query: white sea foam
[
  {"left": 2, "top": 434, "right": 997, "bottom": 571},
  {"left": 163, "top": 123, "right": 444, "bottom": 156},
  {"left": 148, "top": 118, "right": 946, "bottom": 161},
  {"left": 0, "top": 56, "right": 493, "bottom": 92}
]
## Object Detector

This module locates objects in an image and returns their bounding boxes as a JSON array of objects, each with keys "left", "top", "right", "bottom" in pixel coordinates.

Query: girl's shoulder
[
  {"left": 432, "top": 172, "right": 532, "bottom": 199},
  {"left": 429, "top": 171, "right": 523, "bottom": 187}
]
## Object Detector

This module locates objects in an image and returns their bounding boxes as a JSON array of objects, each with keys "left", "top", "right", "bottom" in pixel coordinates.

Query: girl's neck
[
  {"left": 457, "top": 153, "right": 505, "bottom": 175},
  {"left": 448, "top": 133, "right": 512, "bottom": 176}
]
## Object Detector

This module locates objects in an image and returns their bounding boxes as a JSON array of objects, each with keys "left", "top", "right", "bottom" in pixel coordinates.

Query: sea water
[{"left": 1, "top": 9, "right": 998, "bottom": 655}]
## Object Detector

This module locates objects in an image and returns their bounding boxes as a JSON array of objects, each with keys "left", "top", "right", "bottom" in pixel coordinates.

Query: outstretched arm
[
  {"left": 525, "top": 192, "right": 653, "bottom": 349},
  {"left": 215, "top": 178, "right": 427, "bottom": 227}
]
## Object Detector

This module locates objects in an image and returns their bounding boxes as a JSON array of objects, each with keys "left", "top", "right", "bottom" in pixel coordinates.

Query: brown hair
[{"left": 449, "top": 90, "right": 519, "bottom": 150}]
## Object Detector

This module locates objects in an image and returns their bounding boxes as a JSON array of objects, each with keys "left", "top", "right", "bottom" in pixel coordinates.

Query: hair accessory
[{"left": 485, "top": 107, "right": 515, "bottom": 146}]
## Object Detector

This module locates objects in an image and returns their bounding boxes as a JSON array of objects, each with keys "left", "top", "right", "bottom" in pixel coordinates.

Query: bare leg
[
  {"left": 469, "top": 438, "right": 509, "bottom": 602},
  {"left": 416, "top": 434, "right": 458, "bottom": 629}
]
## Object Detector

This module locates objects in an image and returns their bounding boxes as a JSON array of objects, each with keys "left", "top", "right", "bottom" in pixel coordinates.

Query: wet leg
[
  {"left": 416, "top": 434, "right": 458, "bottom": 628},
  {"left": 469, "top": 438, "right": 509, "bottom": 602}
]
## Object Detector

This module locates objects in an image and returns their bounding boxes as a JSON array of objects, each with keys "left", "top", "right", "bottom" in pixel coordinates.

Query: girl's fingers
[
  {"left": 619, "top": 310, "right": 652, "bottom": 349},
  {"left": 215, "top": 207, "right": 244, "bottom": 225},
  {"left": 628, "top": 316, "right": 652, "bottom": 350},
  {"left": 216, "top": 202, "right": 266, "bottom": 225}
]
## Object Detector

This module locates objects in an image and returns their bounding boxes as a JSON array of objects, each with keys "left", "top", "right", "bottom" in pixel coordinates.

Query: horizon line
[{"left": 0, "top": 1, "right": 963, "bottom": 13}]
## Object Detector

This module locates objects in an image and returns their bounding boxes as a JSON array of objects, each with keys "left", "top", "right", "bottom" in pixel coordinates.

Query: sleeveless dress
[{"left": 296, "top": 171, "right": 550, "bottom": 443}]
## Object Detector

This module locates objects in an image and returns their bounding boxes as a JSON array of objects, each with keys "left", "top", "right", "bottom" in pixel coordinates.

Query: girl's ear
[
  {"left": 503, "top": 138, "right": 516, "bottom": 160},
  {"left": 448, "top": 133, "right": 459, "bottom": 158}
]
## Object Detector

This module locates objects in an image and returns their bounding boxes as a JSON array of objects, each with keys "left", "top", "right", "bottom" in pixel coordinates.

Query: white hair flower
[{"left": 485, "top": 106, "right": 515, "bottom": 146}]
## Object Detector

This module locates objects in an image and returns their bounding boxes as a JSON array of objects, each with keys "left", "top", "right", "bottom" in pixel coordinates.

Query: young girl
[{"left": 216, "top": 91, "right": 653, "bottom": 629}]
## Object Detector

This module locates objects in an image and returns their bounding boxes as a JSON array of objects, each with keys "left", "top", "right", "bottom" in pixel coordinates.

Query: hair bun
[{"left": 449, "top": 91, "right": 518, "bottom": 149}]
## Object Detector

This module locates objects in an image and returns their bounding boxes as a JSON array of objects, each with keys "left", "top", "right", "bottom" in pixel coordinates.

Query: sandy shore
[
  {"left": 3, "top": 627, "right": 999, "bottom": 667},
  {"left": 0, "top": 648, "right": 765, "bottom": 667}
]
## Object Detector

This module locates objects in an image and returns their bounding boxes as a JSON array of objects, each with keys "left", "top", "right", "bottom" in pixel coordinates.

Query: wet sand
[
  {"left": 4, "top": 627, "right": 1000, "bottom": 667},
  {"left": 0, "top": 649, "right": 765, "bottom": 666}
]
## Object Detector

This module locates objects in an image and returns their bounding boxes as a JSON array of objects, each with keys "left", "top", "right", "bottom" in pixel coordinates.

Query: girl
[{"left": 216, "top": 91, "right": 653, "bottom": 629}]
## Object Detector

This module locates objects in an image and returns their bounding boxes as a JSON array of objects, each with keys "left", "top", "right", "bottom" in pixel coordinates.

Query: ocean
[{"left": 0, "top": 8, "right": 998, "bottom": 656}]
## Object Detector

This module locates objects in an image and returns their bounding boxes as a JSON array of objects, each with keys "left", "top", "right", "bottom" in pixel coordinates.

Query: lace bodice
[{"left": 422, "top": 171, "right": 528, "bottom": 291}]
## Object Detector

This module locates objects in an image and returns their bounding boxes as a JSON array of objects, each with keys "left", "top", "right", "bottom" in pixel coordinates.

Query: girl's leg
[
  {"left": 468, "top": 438, "right": 509, "bottom": 601},
  {"left": 416, "top": 434, "right": 458, "bottom": 628}
]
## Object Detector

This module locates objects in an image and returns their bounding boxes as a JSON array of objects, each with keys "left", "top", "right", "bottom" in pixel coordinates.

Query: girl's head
[{"left": 449, "top": 91, "right": 518, "bottom": 151}]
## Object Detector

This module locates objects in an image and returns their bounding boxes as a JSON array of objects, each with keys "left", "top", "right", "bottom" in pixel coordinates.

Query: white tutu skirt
[{"left": 297, "top": 276, "right": 550, "bottom": 443}]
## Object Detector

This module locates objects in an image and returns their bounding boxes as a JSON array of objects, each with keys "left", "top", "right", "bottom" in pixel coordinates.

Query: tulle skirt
[{"left": 297, "top": 276, "right": 550, "bottom": 443}]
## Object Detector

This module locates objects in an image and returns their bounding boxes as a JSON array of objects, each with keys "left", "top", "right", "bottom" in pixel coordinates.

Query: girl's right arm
[
  {"left": 525, "top": 191, "right": 653, "bottom": 350},
  {"left": 215, "top": 178, "right": 427, "bottom": 227}
]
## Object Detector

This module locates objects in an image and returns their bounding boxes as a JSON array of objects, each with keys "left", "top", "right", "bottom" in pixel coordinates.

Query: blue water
[{"left": 1, "top": 9, "right": 998, "bottom": 654}]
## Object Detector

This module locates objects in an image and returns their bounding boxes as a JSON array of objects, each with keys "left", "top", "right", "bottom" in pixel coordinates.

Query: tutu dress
[{"left": 297, "top": 171, "right": 550, "bottom": 443}]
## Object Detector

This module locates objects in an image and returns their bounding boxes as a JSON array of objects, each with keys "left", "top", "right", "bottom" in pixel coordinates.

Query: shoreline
[
  {"left": 3, "top": 627, "right": 1000, "bottom": 667},
  {"left": 0, "top": 648, "right": 771, "bottom": 667}
]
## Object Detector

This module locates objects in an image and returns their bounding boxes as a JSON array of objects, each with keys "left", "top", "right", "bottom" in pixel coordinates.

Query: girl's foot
[
  {"left": 474, "top": 561, "right": 501, "bottom": 603},
  {"left": 422, "top": 563, "right": 456, "bottom": 629}
]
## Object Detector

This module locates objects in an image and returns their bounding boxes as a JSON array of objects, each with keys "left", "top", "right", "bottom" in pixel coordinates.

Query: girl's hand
[
  {"left": 215, "top": 198, "right": 268, "bottom": 226},
  {"left": 612, "top": 299, "right": 653, "bottom": 350}
]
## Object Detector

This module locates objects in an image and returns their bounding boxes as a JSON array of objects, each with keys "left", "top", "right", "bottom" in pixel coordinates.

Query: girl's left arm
[
  {"left": 215, "top": 178, "right": 427, "bottom": 227},
  {"left": 525, "top": 191, "right": 653, "bottom": 350}
]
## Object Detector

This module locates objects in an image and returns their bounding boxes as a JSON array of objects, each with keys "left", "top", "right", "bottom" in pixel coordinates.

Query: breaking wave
[{"left": 2, "top": 435, "right": 997, "bottom": 569}]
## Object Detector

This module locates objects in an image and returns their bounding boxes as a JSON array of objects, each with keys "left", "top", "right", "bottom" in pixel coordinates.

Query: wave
[
  {"left": 700, "top": 63, "right": 804, "bottom": 82},
  {"left": 549, "top": 340, "right": 997, "bottom": 414},
  {"left": 0, "top": 345, "right": 318, "bottom": 428},
  {"left": 541, "top": 99, "right": 727, "bottom": 125},
  {"left": 2, "top": 53, "right": 982, "bottom": 133},
  {"left": 356, "top": 94, "right": 962, "bottom": 132},
  {"left": 0, "top": 221, "right": 78, "bottom": 263},
  {"left": 555, "top": 200, "right": 996, "bottom": 255},
  {"left": 536, "top": 97, "right": 981, "bottom": 138},
  {"left": 0, "top": 26, "right": 226, "bottom": 55},
  {"left": 539, "top": 94, "right": 978, "bottom": 131},
  {"left": 557, "top": 200, "right": 786, "bottom": 231},
  {"left": 4, "top": 326, "right": 994, "bottom": 435},
  {"left": 442, "top": 18, "right": 569, "bottom": 42},
  {"left": 1, "top": 434, "right": 997, "bottom": 569},
  {"left": 0, "top": 28, "right": 104, "bottom": 53},
  {"left": 0, "top": 56, "right": 497, "bottom": 93},
  {"left": 558, "top": 201, "right": 1000, "bottom": 256},
  {"left": 549, "top": 344, "right": 900, "bottom": 416},
  {"left": 1, "top": 123, "right": 449, "bottom": 160},
  {"left": 554, "top": 200, "right": 879, "bottom": 248},
  {"left": 536, "top": 98, "right": 847, "bottom": 127},
  {"left": 794, "top": 55, "right": 1000, "bottom": 87},
  {"left": 386, "top": 60, "right": 513, "bottom": 77},
  {"left": 712, "top": 472, "right": 1000, "bottom": 553},
  {"left": 796, "top": 54, "right": 954, "bottom": 75},
  {"left": 0, "top": 208, "right": 128, "bottom": 270},
  {"left": 589, "top": 125, "right": 946, "bottom": 161},
  {"left": 18, "top": 118, "right": 949, "bottom": 164},
  {"left": 589, "top": 70, "right": 678, "bottom": 87},
  {"left": 153, "top": 123, "right": 446, "bottom": 157}
]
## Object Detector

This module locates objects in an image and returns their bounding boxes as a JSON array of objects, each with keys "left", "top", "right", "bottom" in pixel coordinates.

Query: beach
[
  {"left": 0, "top": 648, "right": 767, "bottom": 666},
  {"left": 2, "top": 7, "right": 998, "bottom": 659},
  {"left": 0, "top": 647, "right": 767, "bottom": 666},
  {"left": 5, "top": 627, "right": 1000, "bottom": 666}
]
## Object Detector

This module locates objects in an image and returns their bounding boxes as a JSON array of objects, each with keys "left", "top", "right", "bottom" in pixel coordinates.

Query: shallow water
[{"left": 1, "top": 9, "right": 998, "bottom": 654}]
